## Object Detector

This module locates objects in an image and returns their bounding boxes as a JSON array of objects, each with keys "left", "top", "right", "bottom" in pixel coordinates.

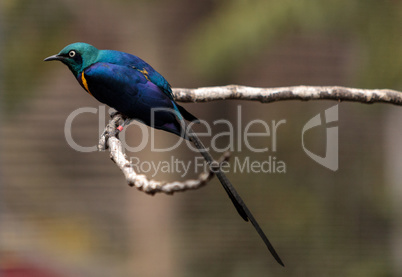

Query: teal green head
[{"left": 44, "top": 42, "right": 99, "bottom": 76}]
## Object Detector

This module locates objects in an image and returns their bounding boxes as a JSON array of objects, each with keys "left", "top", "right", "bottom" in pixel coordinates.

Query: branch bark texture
[{"left": 173, "top": 85, "right": 402, "bottom": 105}]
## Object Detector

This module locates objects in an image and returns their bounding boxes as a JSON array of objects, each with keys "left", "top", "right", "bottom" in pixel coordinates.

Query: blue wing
[
  {"left": 83, "top": 62, "right": 185, "bottom": 137},
  {"left": 94, "top": 50, "right": 198, "bottom": 122},
  {"left": 98, "top": 50, "right": 173, "bottom": 99}
]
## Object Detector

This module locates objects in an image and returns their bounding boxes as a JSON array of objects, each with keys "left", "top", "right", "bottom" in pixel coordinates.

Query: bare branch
[
  {"left": 173, "top": 85, "right": 402, "bottom": 105},
  {"left": 98, "top": 113, "right": 230, "bottom": 195},
  {"left": 99, "top": 85, "right": 402, "bottom": 194}
]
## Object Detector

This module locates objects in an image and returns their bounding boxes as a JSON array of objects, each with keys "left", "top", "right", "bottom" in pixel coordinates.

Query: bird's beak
[{"left": 44, "top": 54, "right": 62, "bottom": 62}]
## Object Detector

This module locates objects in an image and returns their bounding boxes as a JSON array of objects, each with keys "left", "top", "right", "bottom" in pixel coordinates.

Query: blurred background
[{"left": 1, "top": 0, "right": 402, "bottom": 276}]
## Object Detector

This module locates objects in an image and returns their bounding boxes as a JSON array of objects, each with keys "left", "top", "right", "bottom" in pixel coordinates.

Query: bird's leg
[
  {"left": 109, "top": 110, "right": 121, "bottom": 119},
  {"left": 107, "top": 111, "right": 132, "bottom": 137},
  {"left": 99, "top": 114, "right": 131, "bottom": 150},
  {"left": 116, "top": 118, "right": 132, "bottom": 133}
]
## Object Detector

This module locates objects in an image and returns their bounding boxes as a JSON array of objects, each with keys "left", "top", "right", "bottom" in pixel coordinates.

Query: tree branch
[
  {"left": 99, "top": 85, "right": 402, "bottom": 194},
  {"left": 98, "top": 113, "right": 230, "bottom": 195},
  {"left": 173, "top": 85, "right": 402, "bottom": 105}
]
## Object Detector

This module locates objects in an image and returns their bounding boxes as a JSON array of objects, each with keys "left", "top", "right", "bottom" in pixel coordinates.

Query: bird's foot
[
  {"left": 107, "top": 111, "right": 131, "bottom": 137},
  {"left": 111, "top": 118, "right": 132, "bottom": 137},
  {"left": 99, "top": 113, "right": 132, "bottom": 150},
  {"left": 109, "top": 110, "right": 121, "bottom": 119}
]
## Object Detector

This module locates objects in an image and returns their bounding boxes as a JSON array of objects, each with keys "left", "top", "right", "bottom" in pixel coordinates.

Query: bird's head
[{"left": 44, "top": 42, "right": 99, "bottom": 76}]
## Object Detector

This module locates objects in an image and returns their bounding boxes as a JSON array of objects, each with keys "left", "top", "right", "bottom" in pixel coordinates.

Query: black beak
[{"left": 44, "top": 54, "right": 62, "bottom": 62}]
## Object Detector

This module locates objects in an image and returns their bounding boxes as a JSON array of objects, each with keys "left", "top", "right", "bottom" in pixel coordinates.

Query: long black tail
[{"left": 185, "top": 125, "right": 284, "bottom": 266}]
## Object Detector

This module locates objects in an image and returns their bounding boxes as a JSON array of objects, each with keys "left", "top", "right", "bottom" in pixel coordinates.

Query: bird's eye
[{"left": 68, "top": 50, "right": 76, "bottom": 58}]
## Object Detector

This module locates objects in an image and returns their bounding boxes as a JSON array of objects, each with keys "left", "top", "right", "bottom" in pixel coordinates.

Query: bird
[{"left": 44, "top": 42, "right": 284, "bottom": 266}]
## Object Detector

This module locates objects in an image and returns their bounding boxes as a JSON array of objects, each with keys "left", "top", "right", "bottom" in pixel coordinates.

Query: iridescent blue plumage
[
  {"left": 46, "top": 42, "right": 196, "bottom": 136},
  {"left": 83, "top": 61, "right": 185, "bottom": 136},
  {"left": 96, "top": 49, "right": 173, "bottom": 98},
  {"left": 44, "top": 43, "right": 284, "bottom": 266}
]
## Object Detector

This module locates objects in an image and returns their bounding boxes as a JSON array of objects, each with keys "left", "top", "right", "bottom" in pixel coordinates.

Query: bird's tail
[{"left": 185, "top": 124, "right": 284, "bottom": 266}]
